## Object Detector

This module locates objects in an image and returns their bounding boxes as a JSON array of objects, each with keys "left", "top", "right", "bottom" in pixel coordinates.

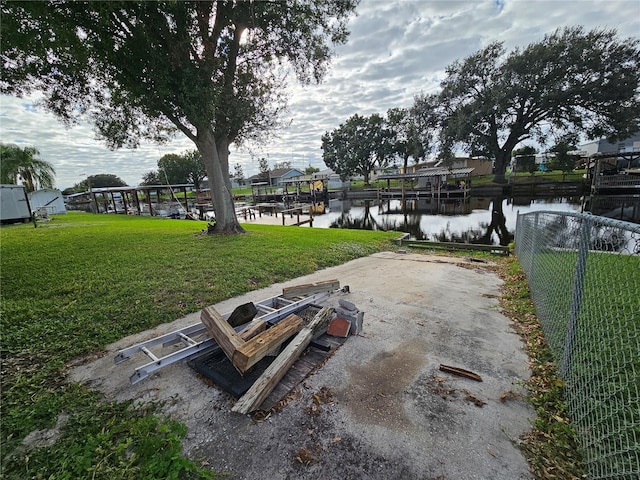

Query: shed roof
[{"left": 377, "top": 167, "right": 474, "bottom": 180}]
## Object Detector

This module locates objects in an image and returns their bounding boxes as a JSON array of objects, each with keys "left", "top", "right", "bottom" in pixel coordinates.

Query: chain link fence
[{"left": 515, "top": 211, "right": 640, "bottom": 479}]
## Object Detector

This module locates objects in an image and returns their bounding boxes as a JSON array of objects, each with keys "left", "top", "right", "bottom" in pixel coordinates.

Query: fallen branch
[{"left": 439, "top": 364, "right": 483, "bottom": 382}]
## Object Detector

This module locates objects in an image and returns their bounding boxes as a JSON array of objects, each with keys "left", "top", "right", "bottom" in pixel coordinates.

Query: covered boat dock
[{"left": 377, "top": 167, "right": 475, "bottom": 199}]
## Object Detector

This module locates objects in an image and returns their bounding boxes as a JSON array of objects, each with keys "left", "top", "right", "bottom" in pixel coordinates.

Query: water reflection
[
  {"left": 314, "top": 196, "right": 579, "bottom": 245},
  {"left": 314, "top": 195, "right": 639, "bottom": 245}
]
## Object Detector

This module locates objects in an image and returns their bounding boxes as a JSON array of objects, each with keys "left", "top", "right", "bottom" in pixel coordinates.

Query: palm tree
[{"left": 0, "top": 143, "right": 56, "bottom": 191}]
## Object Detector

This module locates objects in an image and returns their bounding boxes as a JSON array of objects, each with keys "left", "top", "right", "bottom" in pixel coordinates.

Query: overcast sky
[{"left": 1, "top": 0, "right": 639, "bottom": 189}]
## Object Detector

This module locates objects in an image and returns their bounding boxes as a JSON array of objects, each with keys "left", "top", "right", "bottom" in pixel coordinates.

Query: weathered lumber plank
[
  {"left": 232, "top": 306, "right": 335, "bottom": 414},
  {"left": 232, "top": 314, "right": 303, "bottom": 374},
  {"left": 400, "top": 240, "right": 510, "bottom": 255},
  {"left": 201, "top": 306, "right": 244, "bottom": 361},
  {"left": 281, "top": 279, "right": 340, "bottom": 299},
  {"left": 238, "top": 319, "right": 266, "bottom": 342}
]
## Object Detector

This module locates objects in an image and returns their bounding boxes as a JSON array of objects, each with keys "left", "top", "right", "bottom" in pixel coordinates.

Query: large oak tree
[
  {"left": 321, "top": 113, "right": 394, "bottom": 184},
  {"left": 1, "top": 0, "right": 357, "bottom": 232},
  {"left": 415, "top": 27, "right": 640, "bottom": 183}
]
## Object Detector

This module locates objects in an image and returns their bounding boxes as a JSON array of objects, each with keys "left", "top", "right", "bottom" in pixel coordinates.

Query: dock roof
[{"left": 377, "top": 167, "right": 474, "bottom": 180}]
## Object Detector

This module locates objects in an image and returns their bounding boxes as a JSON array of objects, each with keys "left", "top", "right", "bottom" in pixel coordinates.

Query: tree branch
[{"left": 162, "top": 110, "right": 197, "bottom": 142}]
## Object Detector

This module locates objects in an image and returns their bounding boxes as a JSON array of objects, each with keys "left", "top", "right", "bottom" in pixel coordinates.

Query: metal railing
[{"left": 515, "top": 211, "right": 640, "bottom": 479}]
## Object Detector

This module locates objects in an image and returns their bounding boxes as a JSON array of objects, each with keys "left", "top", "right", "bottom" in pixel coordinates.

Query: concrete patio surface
[{"left": 70, "top": 252, "right": 533, "bottom": 479}]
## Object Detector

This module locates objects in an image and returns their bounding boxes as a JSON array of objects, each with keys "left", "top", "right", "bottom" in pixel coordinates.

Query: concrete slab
[{"left": 69, "top": 252, "right": 533, "bottom": 479}]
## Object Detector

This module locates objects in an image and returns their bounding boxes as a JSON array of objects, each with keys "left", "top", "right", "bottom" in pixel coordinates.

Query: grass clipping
[{"left": 495, "top": 256, "right": 587, "bottom": 479}]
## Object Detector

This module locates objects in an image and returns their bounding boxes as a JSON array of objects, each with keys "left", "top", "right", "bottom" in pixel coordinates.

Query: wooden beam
[
  {"left": 232, "top": 306, "right": 335, "bottom": 414},
  {"left": 201, "top": 306, "right": 304, "bottom": 375},
  {"left": 200, "top": 306, "right": 245, "bottom": 360},
  {"left": 232, "top": 314, "right": 303, "bottom": 374},
  {"left": 282, "top": 279, "right": 340, "bottom": 299},
  {"left": 238, "top": 319, "right": 266, "bottom": 342}
]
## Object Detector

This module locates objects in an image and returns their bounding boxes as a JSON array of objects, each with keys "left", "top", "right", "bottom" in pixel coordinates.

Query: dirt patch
[{"left": 341, "top": 339, "right": 428, "bottom": 429}]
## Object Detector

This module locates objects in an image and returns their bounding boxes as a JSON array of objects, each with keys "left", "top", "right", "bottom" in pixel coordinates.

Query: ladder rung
[
  {"left": 141, "top": 346, "right": 159, "bottom": 362},
  {"left": 256, "top": 304, "right": 276, "bottom": 313},
  {"left": 120, "top": 290, "right": 334, "bottom": 383},
  {"left": 178, "top": 332, "right": 197, "bottom": 346}
]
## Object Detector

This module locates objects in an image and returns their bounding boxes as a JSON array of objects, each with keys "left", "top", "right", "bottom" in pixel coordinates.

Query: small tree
[
  {"left": 305, "top": 165, "right": 320, "bottom": 175},
  {"left": 85, "top": 174, "right": 127, "bottom": 189},
  {"left": 141, "top": 171, "right": 161, "bottom": 186},
  {"left": 156, "top": 151, "right": 206, "bottom": 188},
  {"left": 273, "top": 161, "right": 292, "bottom": 170},
  {"left": 233, "top": 163, "right": 245, "bottom": 183},
  {"left": 258, "top": 157, "right": 270, "bottom": 182},
  {"left": 0, "top": 143, "right": 56, "bottom": 191},
  {"left": 549, "top": 138, "right": 579, "bottom": 179},
  {"left": 386, "top": 107, "right": 427, "bottom": 174},
  {"left": 181, "top": 150, "right": 207, "bottom": 190}
]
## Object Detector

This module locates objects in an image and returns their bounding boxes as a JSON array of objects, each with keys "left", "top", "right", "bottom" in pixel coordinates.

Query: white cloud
[{"left": 1, "top": 0, "right": 638, "bottom": 188}]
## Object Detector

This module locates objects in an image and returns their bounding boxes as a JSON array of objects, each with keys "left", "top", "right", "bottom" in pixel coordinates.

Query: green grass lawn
[
  {"left": 2, "top": 211, "right": 604, "bottom": 478},
  {"left": 0, "top": 212, "right": 398, "bottom": 479},
  {"left": 527, "top": 249, "right": 640, "bottom": 476}
]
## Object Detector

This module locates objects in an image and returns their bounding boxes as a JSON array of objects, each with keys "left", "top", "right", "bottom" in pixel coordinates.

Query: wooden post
[
  {"left": 183, "top": 187, "right": 189, "bottom": 212},
  {"left": 201, "top": 306, "right": 244, "bottom": 361},
  {"left": 122, "top": 190, "right": 129, "bottom": 214},
  {"left": 134, "top": 188, "right": 142, "bottom": 214},
  {"left": 232, "top": 306, "right": 335, "bottom": 414}
]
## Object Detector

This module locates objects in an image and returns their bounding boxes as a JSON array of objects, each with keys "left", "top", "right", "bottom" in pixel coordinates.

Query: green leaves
[
  {"left": 321, "top": 112, "right": 396, "bottom": 183},
  {"left": 423, "top": 26, "right": 640, "bottom": 182},
  {"left": 2, "top": 1, "right": 358, "bottom": 231},
  {"left": 0, "top": 143, "right": 56, "bottom": 191}
]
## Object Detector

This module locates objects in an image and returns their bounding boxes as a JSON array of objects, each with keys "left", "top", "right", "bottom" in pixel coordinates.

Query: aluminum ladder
[{"left": 115, "top": 291, "right": 333, "bottom": 384}]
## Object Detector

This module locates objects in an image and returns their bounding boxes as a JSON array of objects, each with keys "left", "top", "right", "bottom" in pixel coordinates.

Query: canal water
[{"left": 304, "top": 195, "right": 640, "bottom": 246}]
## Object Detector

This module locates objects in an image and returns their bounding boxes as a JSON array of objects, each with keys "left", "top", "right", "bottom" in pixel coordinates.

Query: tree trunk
[
  {"left": 195, "top": 127, "right": 245, "bottom": 234},
  {"left": 492, "top": 150, "right": 511, "bottom": 184}
]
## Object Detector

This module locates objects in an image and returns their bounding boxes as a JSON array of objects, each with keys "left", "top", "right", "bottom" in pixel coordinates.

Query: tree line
[
  {"left": 2, "top": 0, "right": 638, "bottom": 234},
  {"left": 323, "top": 27, "right": 639, "bottom": 185}
]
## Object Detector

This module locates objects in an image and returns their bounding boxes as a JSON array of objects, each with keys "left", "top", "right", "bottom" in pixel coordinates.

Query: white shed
[
  {"left": 28, "top": 188, "right": 67, "bottom": 214},
  {"left": 0, "top": 184, "right": 32, "bottom": 223}
]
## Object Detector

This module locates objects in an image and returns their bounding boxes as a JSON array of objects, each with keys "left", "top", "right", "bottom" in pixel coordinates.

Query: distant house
[
  {"left": 266, "top": 168, "right": 304, "bottom": 187},
  {"left": 402, "top": 161, "right": 437, "bottom": 174},
  {"left": 580, "top": 132, "right": 640, "bottom": 156},
  {"left": 246, "top": 173, "right": 265, "bottom": 185},
  {"left": 579, "top": 133, "right": 640, "bottom": 170},
  {"left": 370, "top": 165, "right": 400, "bottom": 180},
  {"left": 230, "top": 176, "right": 246, "bottom": 189}
]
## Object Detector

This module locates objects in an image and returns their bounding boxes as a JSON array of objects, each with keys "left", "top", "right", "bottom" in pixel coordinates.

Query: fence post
[{"left": 561, "top": 214, "right": 591, "bottom": 378}]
